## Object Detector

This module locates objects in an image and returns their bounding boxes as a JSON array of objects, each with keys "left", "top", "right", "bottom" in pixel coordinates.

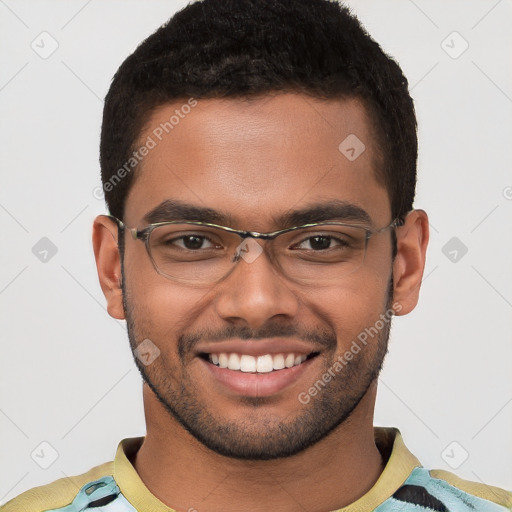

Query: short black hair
[{"left": 100, "top": 0, "right": 417, "bottom": 222}]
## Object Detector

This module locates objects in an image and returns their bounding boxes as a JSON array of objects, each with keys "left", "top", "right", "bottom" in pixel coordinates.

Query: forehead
[{"left": 124, "top": 93, "right": 390, "bottom": 228}]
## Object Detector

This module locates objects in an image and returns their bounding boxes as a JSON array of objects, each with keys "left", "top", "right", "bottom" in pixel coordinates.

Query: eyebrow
[
  {"left": 143, "top": 200, "right": 236, "bottom": 225},
  {"left": 276, "top": 200, "right": 372, "bottom": 228},
  {"left": 143, "top": 199, "right": 372, "bottom": 228}
]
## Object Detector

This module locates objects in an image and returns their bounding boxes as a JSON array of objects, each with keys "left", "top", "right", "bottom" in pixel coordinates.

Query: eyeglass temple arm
[{"left": 106, "top": 215, "right": 141, "bottom": 241}]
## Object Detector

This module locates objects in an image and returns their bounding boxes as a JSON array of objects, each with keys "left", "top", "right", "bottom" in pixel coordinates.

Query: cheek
[
  {"left": 124, "top": 241, "right": 188, "bottom": 309},
  {"left": 124, "top": 257, "right": 214, "bottom": 346},
  {"left": 297, "top": 266, "right": 391, "bottom": 352}
]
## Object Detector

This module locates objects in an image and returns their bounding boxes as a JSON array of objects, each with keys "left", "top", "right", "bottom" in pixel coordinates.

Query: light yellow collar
[{"left": 113, "top": 426, "right": 421, "bottom": 512}]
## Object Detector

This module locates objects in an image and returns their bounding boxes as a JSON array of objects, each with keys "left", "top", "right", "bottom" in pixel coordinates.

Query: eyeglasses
[{"left": 107, "top": 215, "right": 404, "bottom": 286}]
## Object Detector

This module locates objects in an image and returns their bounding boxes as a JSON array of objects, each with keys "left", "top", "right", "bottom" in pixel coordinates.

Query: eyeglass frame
[{"left": 105, "top": 213, "right": 406, "bottom": 283}]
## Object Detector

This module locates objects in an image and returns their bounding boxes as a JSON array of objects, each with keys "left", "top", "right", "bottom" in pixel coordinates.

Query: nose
[{"left": 213, "top": 239, "right": 300, "bottom": 329}]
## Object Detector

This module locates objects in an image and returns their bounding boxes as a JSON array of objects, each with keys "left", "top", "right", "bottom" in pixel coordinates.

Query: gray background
[{"left": 1, "top": 0, "right": 511, "bottom": 504}]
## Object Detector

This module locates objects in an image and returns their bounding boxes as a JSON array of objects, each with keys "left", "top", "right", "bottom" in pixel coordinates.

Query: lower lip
[{"left": 200, "top": 357, "right": 316, "bottom": 397}]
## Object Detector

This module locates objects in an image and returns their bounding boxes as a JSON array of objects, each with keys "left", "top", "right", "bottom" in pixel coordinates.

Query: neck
[{"left": 132, "top": 381, "right": 384, "bottom": 512}]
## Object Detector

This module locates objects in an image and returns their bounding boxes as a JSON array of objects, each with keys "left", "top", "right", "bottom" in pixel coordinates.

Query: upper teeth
[{"left": 209, "top": 353, "right": 307, "bottom": 373}]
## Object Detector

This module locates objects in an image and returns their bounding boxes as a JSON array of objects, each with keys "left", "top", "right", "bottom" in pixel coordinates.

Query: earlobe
[
  {"left": 92, "top": 215, "right": 125, "bottom": 320},
  {"left": 391, "top": 209, "right": 429, "bottom": 316}
]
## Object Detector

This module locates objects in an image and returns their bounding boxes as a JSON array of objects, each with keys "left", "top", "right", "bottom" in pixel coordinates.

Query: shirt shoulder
[
  {"left": 375, "top": 466, "right": 512, "bottom": 511},
  {"left": 338, "top": 428, "right": 512, "bottom": 512},
  {"left": 0, "top": 460, "right": 124, "bottom": 512},
  {"left": 429, "top": 468, "right": 512, "bottom": 509}
]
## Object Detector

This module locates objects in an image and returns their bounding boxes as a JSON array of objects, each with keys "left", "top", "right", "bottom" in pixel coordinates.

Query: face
[{"left": 98, "top": 93, "right": 420, "bottom": 460}]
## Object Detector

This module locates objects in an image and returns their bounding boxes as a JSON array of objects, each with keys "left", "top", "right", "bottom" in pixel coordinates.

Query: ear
[
  {"left": 392, "top": 209, "right": 429, "bottom": 315},
  {"left": 92, "top": 215, "right": 125, "bottom": 320}
]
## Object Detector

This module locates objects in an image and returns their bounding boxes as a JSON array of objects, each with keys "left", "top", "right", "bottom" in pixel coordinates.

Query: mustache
[{"left": 178, "top": 323, "right": 337, "bottom": 360}]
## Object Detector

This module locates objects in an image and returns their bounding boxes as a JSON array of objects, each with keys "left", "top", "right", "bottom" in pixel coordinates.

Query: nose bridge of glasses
[
  {"left": 230, "top": 230, "right": 277, "bottom": 267},
  {"left": 236, "top": 229, "right": 279, "bottom": 240}
]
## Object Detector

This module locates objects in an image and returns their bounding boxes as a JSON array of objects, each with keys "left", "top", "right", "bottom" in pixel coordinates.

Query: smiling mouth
[{"left": 200, "top": 352, "right": 320, "bottom": 373}]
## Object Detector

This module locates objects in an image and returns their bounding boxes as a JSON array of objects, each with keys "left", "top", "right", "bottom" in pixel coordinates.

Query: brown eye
[
  {"left": 294, "top": 235, "right": 348, "bottom": 251},
  {"left": 162, "top": 234, "right": 219, "bottom": 250},
  {"left": 180, "top": 235, "right": 209, "bottom": 250},
  {"left": 305, "top": 236, "right": 332, "bottom": 250}
]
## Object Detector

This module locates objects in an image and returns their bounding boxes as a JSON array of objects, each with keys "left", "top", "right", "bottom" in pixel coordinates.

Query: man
[{"left": 2, "top": 0, "right": 510, "bottom": 511}]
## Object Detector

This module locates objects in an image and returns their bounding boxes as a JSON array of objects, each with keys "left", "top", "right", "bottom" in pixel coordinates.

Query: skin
[{"left": 93, "top": 93, "right": 429, "bottom": 512}]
